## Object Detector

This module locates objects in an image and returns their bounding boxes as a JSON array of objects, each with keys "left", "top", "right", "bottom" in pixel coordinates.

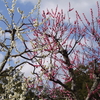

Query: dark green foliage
[
  {"left": 66, "top": 65, "right": 93, "bottom": 100},
  {"left": 26, "top": 89, "right": 39, "bottom": 100}
]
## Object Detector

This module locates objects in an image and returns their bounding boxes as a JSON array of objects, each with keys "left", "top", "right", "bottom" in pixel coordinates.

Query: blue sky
[
  {"left": 0, "top": 0, "right": 99, "bottom": 23},
  {"left": 0, "top": 0, "right": 99, "bottom": 77},
  {"left": 18, "top": 0, "right": 99, "bottom": 22},
  {"left": 0, "top": 0, "right": 99, "bottom": 30}
]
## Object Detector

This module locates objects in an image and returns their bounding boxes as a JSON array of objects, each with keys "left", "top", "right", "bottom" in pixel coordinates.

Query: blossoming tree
[
  {"left": 25, "top": 1, "right": 100, "bottom": 100},
  {"left": 0, "top": 0, "right": 41, "bottom": 75},
  {"left": 0, "top": 0, "right": 41, "bottom": 99},
  {"left": 0, "top": 0, "right": 100, "bottom": 100}
]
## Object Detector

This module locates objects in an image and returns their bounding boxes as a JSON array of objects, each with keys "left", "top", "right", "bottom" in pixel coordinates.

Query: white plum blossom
[
  {"left": 16, "top": 30, "right": 24, "bottom": 41},
  {"left": 0, "top": 15, "right": 4, "bottom": 20},
  {"left": 21, "top": 14, "right": 27, "bottom": 19},
  {"left": 7, "top": 8, "right": 14, "bottom": 14},
  {"left": 17, "top": 7, "right": 24, "bottom": 14},
  {"left": 0, "top": 67, "right": 29, "bottom": 99},
  {"left": 33, "top": 19, "right": 39, "bottom": 27}
]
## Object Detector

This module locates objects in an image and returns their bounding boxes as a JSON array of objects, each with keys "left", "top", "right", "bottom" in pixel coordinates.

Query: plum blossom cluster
[
  {"left": 0, "top": 67, "right": 36, "bottom": 100},
  {"left": 0, "top": 0, "right": 41, "bottom": 42},
  {"left": 1, "top": 67, "right": 26, "bottom": 100},
  {"left": 24, "top": 1, "right": 100, "bottom": 100},
  {"left": 0, "top": 0, "right": 42, "bottom": 99},
  {"left": 0, "top": 0, "right": 42, "bottom": 74}
]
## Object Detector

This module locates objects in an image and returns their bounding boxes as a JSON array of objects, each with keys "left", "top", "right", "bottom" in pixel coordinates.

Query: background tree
[
  {"left": 37, "top": 64, "right": 94, "bottom": 100},
  {"left": 25, "top": 1, "right": 100, "bottom": 100}
]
